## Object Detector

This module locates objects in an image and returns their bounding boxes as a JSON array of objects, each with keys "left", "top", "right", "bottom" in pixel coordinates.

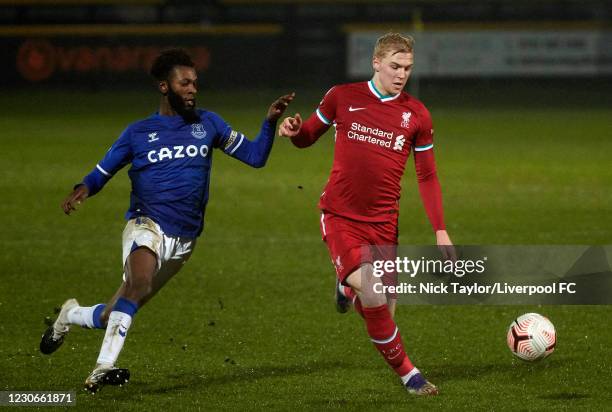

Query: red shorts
[{"left": 320, "top": 211, "right": 398, "bottom": 285}]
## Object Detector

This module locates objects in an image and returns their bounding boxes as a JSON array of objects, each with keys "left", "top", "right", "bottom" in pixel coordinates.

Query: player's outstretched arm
[
  {"left": 278, "top": 112, "right": 329, "bottom": 148},
  {"left": 61, "top": 184, "right": 90, "bottom": 215},
  {"left": 64, "top": 128, "right": 132, "bottom": 212},
  {"left": 225, "top": 93, "right": 294, "bottom": 168}
]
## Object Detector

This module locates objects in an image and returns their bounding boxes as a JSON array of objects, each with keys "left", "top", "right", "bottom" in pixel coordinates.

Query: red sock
[{"left": 362, "top": 304, "right": 414, "bottom": 377}]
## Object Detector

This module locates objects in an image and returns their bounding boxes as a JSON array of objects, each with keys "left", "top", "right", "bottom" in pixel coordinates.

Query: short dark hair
[{"left": 150, "top": 48, "right": 195, "bottom": 81}]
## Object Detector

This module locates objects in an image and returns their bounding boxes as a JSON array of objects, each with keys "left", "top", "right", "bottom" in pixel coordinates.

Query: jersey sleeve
[
  {"left": 211, "top": 112, "right": 276, "bottom": 168},
  {"left": 315, "top": 86, "right": 339, "bottom": 126},
  {"left": 414, "top": 149, "right": 445, "bottom": 231},
  {"left": 413, "top": 106, "right": 434, "bottom": 153},
  {"left": 413, "top": 106, "right": 445, "bottom": 231},
  {"left": 210, "top": 112, "right": 241, "bottom": 153},
  {"left": 290, "top": 86, "right": 338, "bottom": 148},
  {"left": 81, "top": 127, "right": 133, "bottom": 196}
]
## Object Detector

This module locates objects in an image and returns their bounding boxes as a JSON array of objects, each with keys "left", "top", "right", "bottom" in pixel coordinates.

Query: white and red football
[{"left": 507, "top": 313, "right": 556, "bottom": 361}]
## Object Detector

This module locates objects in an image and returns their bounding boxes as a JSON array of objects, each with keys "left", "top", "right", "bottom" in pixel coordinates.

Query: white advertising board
[{"left": 347, "top": 30, "right": 612, "bottom": 77}]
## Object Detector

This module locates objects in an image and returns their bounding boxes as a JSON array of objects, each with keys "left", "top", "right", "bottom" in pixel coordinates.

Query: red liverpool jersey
[{"left": 308, "top": 81, "right": 435, "bottom": 222}]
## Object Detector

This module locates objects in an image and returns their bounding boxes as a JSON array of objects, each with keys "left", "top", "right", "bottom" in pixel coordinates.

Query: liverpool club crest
[{"left": 401, "top": 112, "right": 412, "bottom": 128}]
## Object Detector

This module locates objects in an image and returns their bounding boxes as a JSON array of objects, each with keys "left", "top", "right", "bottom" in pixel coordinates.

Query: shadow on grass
[
  {"left": 105, "top": 361, "right": 430, "bottom": 408},
  {"left": 427, "top": 357, "right": 574, "bottom": 382},
  {"left": 122, "top": 360, "right": 350, "bottom": 396}
]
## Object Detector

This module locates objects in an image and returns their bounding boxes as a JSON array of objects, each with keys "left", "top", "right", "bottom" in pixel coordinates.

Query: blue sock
[
  {"left": 113, "top": 297, "right": 139, "bottom": 316},
  {"left": 92, "top": 304, "right": 107, "bottom": 329}
]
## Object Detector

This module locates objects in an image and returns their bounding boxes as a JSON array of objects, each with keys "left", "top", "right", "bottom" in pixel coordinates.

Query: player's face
[
  {"left": 166, "top": 66, "right": 198, "bottom": 115},
  {"left": 373, "top": 51, "right": 413, "bottom": 95}
]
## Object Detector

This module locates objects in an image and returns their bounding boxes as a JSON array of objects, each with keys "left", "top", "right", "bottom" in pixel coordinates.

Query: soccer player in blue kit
[{"left": 39, "top": 49, "right": 294, "bottom": 393}]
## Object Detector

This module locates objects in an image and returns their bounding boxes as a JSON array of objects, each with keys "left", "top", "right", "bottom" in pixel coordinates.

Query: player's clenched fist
[{"left": 278, "top": 113, "right": 303, "bottom": 137}]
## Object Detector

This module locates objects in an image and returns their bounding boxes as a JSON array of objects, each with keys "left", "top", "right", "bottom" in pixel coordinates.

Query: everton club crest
[{"left": 191, "top": 124, "right": 207, "bottom": 139}]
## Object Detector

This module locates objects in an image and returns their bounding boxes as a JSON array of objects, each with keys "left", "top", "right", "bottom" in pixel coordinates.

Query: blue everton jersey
[{"left": 81, "top": 109, "right": 276, "bottom": 238}]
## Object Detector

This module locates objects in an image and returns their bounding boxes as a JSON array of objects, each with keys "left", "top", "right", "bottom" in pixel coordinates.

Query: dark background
[{"left": 1, "top": 0, "right": 610, "bottom": 103}]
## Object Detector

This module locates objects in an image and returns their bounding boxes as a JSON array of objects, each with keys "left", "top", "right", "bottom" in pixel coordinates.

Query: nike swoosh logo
[
  {"left": 118, "top": 328, "right": 127, "bottom": 337},
  {"left": 348, "top": 106, "right": 366, "bottom": 112}
]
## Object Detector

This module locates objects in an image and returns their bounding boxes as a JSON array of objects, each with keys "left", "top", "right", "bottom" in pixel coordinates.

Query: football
[{"left": 507, "top": 313, "right": 556, "bottom": 361}]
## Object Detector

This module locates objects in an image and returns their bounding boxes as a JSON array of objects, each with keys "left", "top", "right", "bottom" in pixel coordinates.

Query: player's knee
[
  {"left": 358, "top": 286, "right": 387, "bottom": 307},
  {"left": 360, "top": 281, "right": 388, "bottom": 307},
  {"left": 124, "top": 273, "right": 153, "bottom": 301}
]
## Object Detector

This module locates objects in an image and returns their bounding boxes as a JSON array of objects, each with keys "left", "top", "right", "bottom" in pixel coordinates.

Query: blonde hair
[{"left": 373, "top": 32, "right": 414, "bottom": 59}]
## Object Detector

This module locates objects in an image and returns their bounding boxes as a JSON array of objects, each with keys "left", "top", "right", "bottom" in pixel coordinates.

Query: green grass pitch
[{"left": 0, "top": 87, "right": 610, "bottom": 411}]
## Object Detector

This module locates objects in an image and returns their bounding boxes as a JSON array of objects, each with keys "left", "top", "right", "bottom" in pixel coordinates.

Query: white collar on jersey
[{"left": 368, "top": 80, "right": 401, "bottom": 102}]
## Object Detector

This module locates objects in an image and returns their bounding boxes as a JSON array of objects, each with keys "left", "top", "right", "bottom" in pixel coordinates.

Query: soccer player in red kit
[{"left": 278, "top": 33, "right": 454, "bottom": 395}]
